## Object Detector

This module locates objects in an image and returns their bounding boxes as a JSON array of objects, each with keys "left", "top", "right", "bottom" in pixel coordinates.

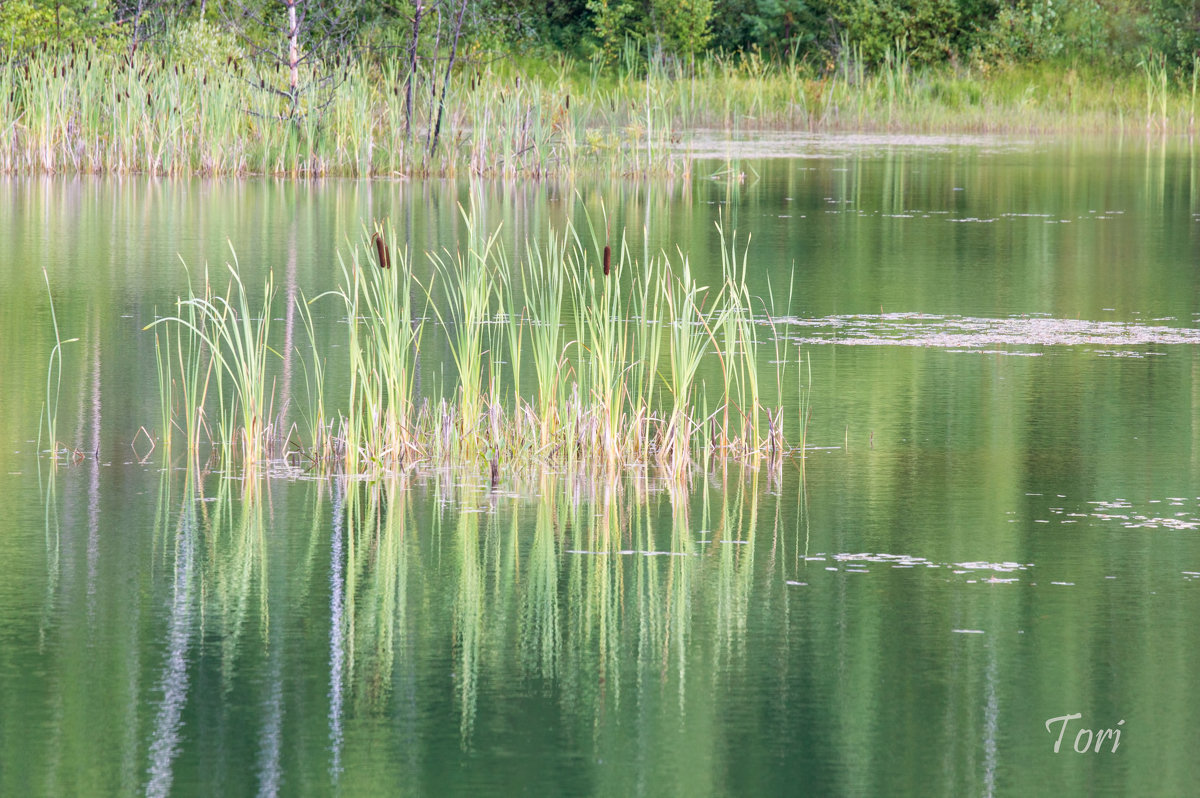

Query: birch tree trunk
[{"left": 286, "top": 0, "right": 301, "bottom": 108}]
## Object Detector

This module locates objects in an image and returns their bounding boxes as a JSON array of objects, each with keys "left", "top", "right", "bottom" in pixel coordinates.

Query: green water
[{"left": 3, "top": 135, "right": 1200, "bottom": 796}]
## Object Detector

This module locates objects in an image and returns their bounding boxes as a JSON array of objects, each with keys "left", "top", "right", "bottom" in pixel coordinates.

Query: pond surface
[{"left": 3, "top": 135, "right": 1200, "bottom": 795}]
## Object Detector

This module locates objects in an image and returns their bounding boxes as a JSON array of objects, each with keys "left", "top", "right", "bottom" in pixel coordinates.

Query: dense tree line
[{"left": 2, "top": 0, "right": 1199, "bottom": 70}]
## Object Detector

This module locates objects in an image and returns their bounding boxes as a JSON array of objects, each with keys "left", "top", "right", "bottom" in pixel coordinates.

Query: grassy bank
[{"left": 3, "top": 40, "right": 1199, "bottom": 179}]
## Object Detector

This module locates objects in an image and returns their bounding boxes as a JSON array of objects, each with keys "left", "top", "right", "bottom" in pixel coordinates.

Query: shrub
[
  {"left": 830, "top": 0, "right": 963, "bottom": 64},
  {"left": 0, "top": 0, "right": 97, "bottom": 53}
]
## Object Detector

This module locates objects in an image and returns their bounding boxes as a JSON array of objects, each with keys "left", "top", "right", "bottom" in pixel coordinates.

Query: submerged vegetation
[{"left": 147, "top": 206, "right": 805, "bottom": 478}]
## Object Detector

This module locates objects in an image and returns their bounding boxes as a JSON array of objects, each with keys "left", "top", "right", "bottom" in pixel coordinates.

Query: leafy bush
[
  {"left": 710, "top": 0, "right": 821, "bottom": 56},
  {"left": 586, "top": 0, "right": 715, "bottom": 62},
  {"left": 648, "top": 0, "right": 714, "bottom": 57},
  {"left": 977, "top": 0, "right": 1065, "bottom": 63},
  {"left": 1139, "top": 0, "right": 1200, "bottom": 69},
  {"left": 587, "top": 0, "right": 636, "bottom": 64},
  {"left": 0, "top": 0, "right": 102, "bottom": 53},
  {"left": 167, "top": 19, "right": 246, "bottom": 69},
  {"left": 829, "top": 0, "right": 964, "bottom": 64}
]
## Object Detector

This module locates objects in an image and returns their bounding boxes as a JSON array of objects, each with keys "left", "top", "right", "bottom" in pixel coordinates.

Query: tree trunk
[
  {"left": 429, "top": 0, "right": 468, "bottom": 156},
  {"left": 405, "top": 0, "right": 424, "bottom": 140},
  {"left": 287, "top": 0, "right": 301, "bottom": 110}
]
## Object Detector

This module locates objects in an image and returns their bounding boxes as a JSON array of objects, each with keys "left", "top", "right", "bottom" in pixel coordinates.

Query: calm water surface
[{"left": 2, "top": 135, "right": 1200, "bottom": 796}]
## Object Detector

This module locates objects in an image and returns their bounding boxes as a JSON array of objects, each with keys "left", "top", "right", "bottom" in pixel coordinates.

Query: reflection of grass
[
  {"left": 200, "top": 475, "right": 266, "bottom": 694},
  {"left": 453, "top": 502, "right": 483, "bottom": 747},
  {"left": 140, "top": 461, "right": 788, "bottom": 779},
  {"left": 521, "top": 474, "right": 561, "bottom": 679},
  {"left": 149, "top": 208, "right": 806, "bottom": 478},
  {"left": 344, "top": 480, "right": 408, "bottom": 714}
]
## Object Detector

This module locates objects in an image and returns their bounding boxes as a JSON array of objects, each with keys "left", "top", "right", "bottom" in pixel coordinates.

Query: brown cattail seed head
[{"left": 373, "top": 232, "right": 391, "bottom": 270}]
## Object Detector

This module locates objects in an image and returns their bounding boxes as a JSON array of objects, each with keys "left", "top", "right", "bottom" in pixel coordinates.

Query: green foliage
[
  {"left": 1056, "top": 0, "right": 1109, "bottom": 60},
  {"left": 540, "top": 0, "right": 594, "bottom": 52},
  {"left": 710, "top": 0, "right": 814, "bottom": 54},
  {"left": 977, "top": 0, "right": 1065, "bottom": 63},
  {"left": 587, "top": 0, "right": 636, "bottom": 64},
  {"left": 965, "top": 0, "right": 1173, "bottom": 69},
  {"left": 0, "top": 0, "right": 1194, "bottom": 74},
  {"left": 648, "top": 0, "right": 714, "bottom": 57},
  {"left": 830, "top": 0, "right": 964, "bottom": 64},
  {"left": 920, "top": 72, "right": 983, "bottom": 106},
  {"left": 166, "top": 19, "right": 246, "bottom": 69},
  {"left": 0, "top": 0, "right": 105, "bottom": 52},
  {"left": 585, "top": 0, "right": 715, "bottom": 64},
  {"left": 740, "top": 0, "right": 818, "bottom": 54},
  {"left": 1139, "top": 0, "right": 1200, "bottom": 69}
]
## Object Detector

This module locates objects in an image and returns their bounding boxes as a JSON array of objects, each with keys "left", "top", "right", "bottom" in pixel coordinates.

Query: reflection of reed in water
[
  {"left": 520, "top": 474, "right": 561, "bottom": 681},
  {"left": 563, "top": 477, "right": 627, "bottom": 721},
  {"left": 348, "top": 479, "right": 410, "bottom": 714},
  {"left": 39, "top": 465, "right": 61, "bottom": 654},
  {"left": 454, "top": 501, "right": 483, "bottom": 749},
  {"left": 198, "top": 476, "right": 268, "bottom": 696},
  {"left": 713, "top": 470, "right": 758, "bottom": 670},
  {"left": 317, "top": 466, "right": 778, "bottom": 777},
  {"left": 137, "top": 465, "right": 780, "bottom": 790}
]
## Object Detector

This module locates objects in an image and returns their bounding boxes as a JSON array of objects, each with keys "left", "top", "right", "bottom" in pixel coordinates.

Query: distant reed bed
[
  {"left": 147, "top": 207, "right": 806, "bottom": 478},
  {"left": 4, "top": 39, "right": 1199, "bottom": 179},
  {"left": 0, "top": 38, "right": 690, "bottom": 178}
]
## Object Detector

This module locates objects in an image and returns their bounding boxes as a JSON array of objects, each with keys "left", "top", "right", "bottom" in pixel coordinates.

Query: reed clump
[
  {"left": 39, "top": 268, "right": 79, "bottom": 464},
  {"left": 146, "top": 257, "right": 282, "bottom": 468},
  {"left": 149, "top": 208, "right": 803, "bottom": 478},
  {"left": 6, "top": 39, "right": 1200, "bottom": 179}
]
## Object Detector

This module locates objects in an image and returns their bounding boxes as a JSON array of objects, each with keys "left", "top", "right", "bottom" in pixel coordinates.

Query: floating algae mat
[{"left": 777, "top": 312, "right": 1200, "bottom": 353}]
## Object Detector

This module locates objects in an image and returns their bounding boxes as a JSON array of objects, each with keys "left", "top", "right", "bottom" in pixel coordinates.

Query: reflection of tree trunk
[
  {"left": 146, "top": 501, "right": 197, "bottom": 798},
  {"left": 328, "top": 478, "right": 347, "bottom": 781},
  {"left": 86, "top": 316, "right": 101, "bottom": 615},
  {"left": 983, "top": 639, "right": 999, "bottom": 796},
  {"left": 429, "top": 0, "right": 469, "bottom": 156},
  {"left": 257, "top": 496, "right": 285, "bottom": 796}
]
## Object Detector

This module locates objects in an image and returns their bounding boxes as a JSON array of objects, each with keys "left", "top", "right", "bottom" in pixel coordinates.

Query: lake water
[{"left": 2, "top": 135, "right": 1200, "bottom": 795}]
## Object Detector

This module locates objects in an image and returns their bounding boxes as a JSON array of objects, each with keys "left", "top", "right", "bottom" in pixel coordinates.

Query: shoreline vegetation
[
  {"left": 3, "top": 37, "right": 1200, "bottom": 179},
  {"left": 143, "top": 207, "right": 807, "bottom": 479}
]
